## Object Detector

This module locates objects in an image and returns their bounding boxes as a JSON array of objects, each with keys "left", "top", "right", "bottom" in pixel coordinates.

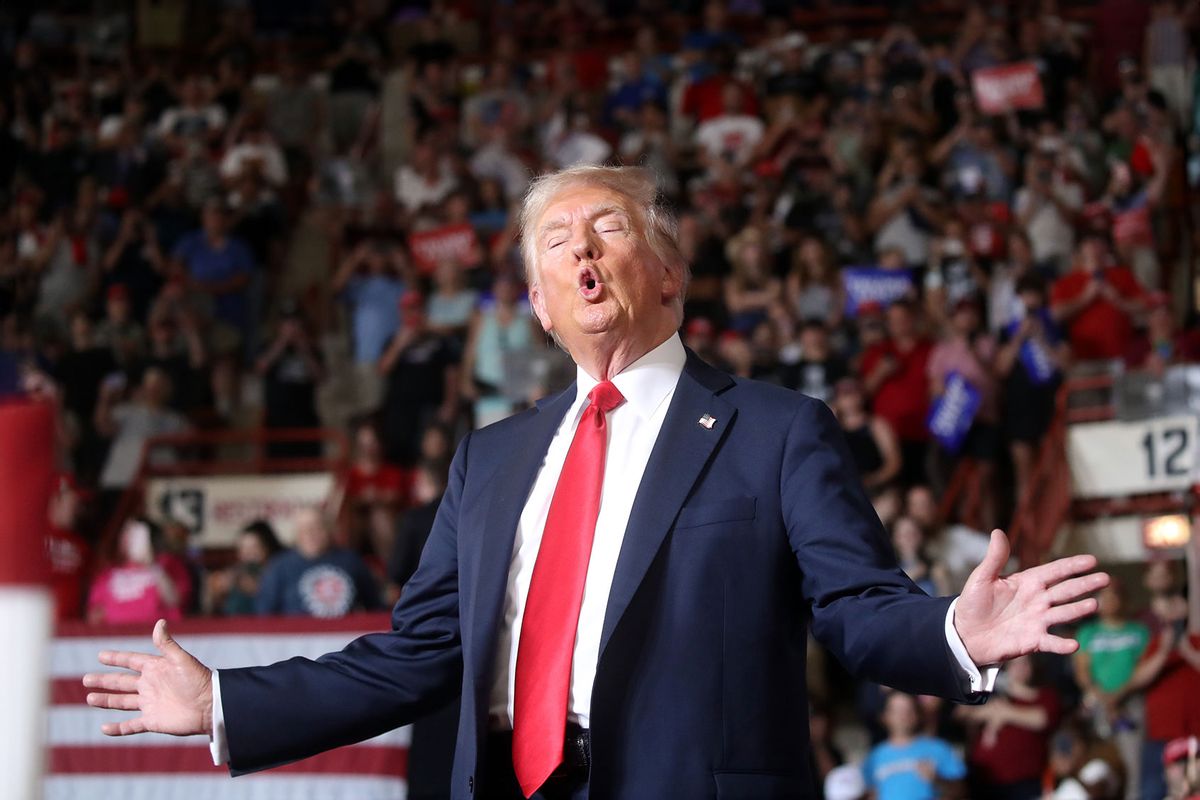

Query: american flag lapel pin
[{"left": 698, "top": 414, "right": 716, "bottom": 430}]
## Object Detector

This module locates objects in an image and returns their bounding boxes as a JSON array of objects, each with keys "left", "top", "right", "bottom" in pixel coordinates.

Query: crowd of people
[{"left": 5, "top": 0, "right": 1200, "bottom": 797}]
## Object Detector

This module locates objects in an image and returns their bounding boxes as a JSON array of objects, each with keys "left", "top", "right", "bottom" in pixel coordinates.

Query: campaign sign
[
  {"left": 971, "top": 62, "right": 1045, "bottom": 114},
  {"left": 842, "top": 267, "right": 914, "bottom": 317},
  {"left": 408, "top": 222, "right": 483, "bottom": 274},
  {"left": 1021, "top": 337, "right": 1056, "bottom": 385},
  {"left": 928, "top": 372, "right": 982, "bottom": 454}
]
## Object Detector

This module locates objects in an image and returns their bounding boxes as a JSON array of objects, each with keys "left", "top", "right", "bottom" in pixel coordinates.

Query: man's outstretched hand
[
  {"left": 83, "top": 619, "right": 214, "bottom": 737},
  {"left": 955, "top": 530, "right": 1110, "bottom": 667}
]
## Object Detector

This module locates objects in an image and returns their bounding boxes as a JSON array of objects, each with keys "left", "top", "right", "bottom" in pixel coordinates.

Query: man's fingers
[
  {"left": 1038, "top": 633, "right": 1081, "bottom": 656},
  {"left": 82, "top": 672, "right": 139, "bottom": 693},
  {"left": 152, "top": 618, "right": 183, "bottom": 658},
  {"left": 101, "top": 717, "right": 149, "bottom": 736},
  {"left": 1023, "top": 553, "right": 1100, "bottom": 588},
  {"left": 97, "top": 650, "right": 151, "bottom": 672},
  {"left": 1046, "top": 572, "right": 1111, "bottom": 606},
  {"left": 1045, "top": 597, "right": 1099, "bottom": 627},
  {"left": 972, "top": 529, "right": 1011, "bottom": 584},
  {"left": 87, "top": 692, "right": 141, "bottom": 711}
]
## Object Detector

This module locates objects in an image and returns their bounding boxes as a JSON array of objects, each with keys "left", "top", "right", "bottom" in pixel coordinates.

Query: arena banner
[
  {"left": 970, "top": 62, "right": 1045, "bottom": 114},
  {"left": 45, "top": 614, "right": 404, "bottom": 800},
  {"left": 841, "top": 267, "right": 914, "bottom": 317},
  {"left": 408, "top": 223, "right": 482, "bottom": 274},
  {"left": 1068, "top": 415, "right": 1200, "bottom": 498},
  {"left": 145, "top": 473, "right": 335, "bottom": 548}
]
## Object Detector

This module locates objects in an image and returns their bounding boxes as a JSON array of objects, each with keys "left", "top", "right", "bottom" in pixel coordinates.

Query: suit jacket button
[{"left": 468, "top": 776, "right": 474, "bottom": 793}]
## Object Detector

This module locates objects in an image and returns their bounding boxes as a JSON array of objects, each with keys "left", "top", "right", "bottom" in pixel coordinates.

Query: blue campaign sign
[
  {"left": 841, "top": 267, "right": 914, "bottom": 317},
  {"left": 927, "top": 372, "right": 982, "bottom": 454},
  {"left": 1020, "top": 337, "right": 1056, "bottom": 385}
]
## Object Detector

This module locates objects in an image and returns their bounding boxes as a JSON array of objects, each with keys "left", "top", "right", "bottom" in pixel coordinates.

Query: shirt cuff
[
  {"left": 945, "top": 597, "right": 999, "bottom": 695},
  {"left": 209, "top": 670, "right": 230, "bottom": 766}
]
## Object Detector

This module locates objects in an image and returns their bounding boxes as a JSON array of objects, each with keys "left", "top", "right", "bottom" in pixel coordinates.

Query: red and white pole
[{"left": 0, "top": 400, "right": 56, "bottom": 799}]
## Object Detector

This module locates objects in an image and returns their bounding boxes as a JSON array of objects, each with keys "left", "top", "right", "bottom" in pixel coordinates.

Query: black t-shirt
[
  {"left": 263, "top": 345, "right": 322, "bottom": 427},
  {"left": 57, "top": 347, "right": 117, "bottom": 423},
  {"left": 384, "top": 334, "right": 458, "bottom": 408},
  {"left": 778, "top": 355, "right": 848, "bottom": 402}
]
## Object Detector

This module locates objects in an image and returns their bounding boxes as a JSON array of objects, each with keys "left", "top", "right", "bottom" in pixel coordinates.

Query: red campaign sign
[
  {"left": 408, "top": 222, "right": 482, "bottom": 274},
  {"left": 971, "top": 62, "right": 1045, "bottom": 114}
]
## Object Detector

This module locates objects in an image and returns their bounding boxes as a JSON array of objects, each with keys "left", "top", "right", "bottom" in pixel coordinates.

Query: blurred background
[{"left": 3, "top": 0, "right": 1200, "bottom": 798}]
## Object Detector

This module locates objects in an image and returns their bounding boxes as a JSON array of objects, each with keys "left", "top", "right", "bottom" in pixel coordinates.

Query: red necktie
[{"left": 512, "top": 380, "right": 625, "bottom": 797}]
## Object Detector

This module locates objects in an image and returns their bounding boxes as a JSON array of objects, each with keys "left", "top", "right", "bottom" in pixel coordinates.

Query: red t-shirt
[
  {"left": 860, "top": 339, "right": 933, "bottom": 442},
  {"left": 1140, "top": 632, "right": 1200, "bottom": 742},
  {"left": 46, "top": 526, "right": 90, "bottom": 621},
  {"left": 681, "top": 76, "right": 760, "bottom": 122},
  {"left": 345, "top": 463, "right": 413, "bottom": 508},
  {"left": 968, "top": 688, "right": 1061, "bottom": 784},
  {"left": 1051, "top": 267, "right": 1144, "bottom": 360}
]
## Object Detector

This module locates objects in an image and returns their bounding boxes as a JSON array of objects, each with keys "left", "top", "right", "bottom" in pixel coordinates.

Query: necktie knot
[{"left": 588, "top": 380, "right": 625, "bottom": 415}]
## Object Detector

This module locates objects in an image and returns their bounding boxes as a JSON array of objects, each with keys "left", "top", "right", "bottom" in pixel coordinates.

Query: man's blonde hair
[{"left": 518, "top": 166, "right": 690, "bottom": 317}]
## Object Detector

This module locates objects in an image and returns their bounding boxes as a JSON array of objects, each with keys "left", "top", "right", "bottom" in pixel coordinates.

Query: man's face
[
  {"left": 529, "top": 185, "right": 680, "bottom": 358},
  {"left": 882, "top": 693, "right": 919, "bottom": 738}
]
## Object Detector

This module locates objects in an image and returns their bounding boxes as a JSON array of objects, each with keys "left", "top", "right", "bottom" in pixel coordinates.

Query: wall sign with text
[{"left": 1067, "top": 415, "right": 1200, "bottom": 498}]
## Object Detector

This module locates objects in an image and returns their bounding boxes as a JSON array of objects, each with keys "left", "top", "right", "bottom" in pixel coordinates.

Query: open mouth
[{"left": 578, "top": 266, "right": 603, "bottom": 300}]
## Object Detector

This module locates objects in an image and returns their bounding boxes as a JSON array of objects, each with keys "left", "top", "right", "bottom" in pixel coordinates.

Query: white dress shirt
[{"left": 209, "top": 332, "right": 994, "bottom": 764}]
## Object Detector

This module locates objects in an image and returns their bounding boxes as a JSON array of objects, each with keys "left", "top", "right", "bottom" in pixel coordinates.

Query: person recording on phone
[{"left": 85, "top": 166, "right": 1108, "bottom": 800}]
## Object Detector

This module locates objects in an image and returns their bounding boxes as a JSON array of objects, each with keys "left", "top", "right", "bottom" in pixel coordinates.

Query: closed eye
[{"left": 547, "top": 239, "right": 566, "bottom": 250}]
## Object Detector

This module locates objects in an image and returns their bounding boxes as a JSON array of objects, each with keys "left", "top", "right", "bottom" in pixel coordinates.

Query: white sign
[
  {"left": 1068, "top": 415, "right": 1200, "bottom": 498},
  {"left": 145, "top": 472, "right": 335, "bottom": 548}
]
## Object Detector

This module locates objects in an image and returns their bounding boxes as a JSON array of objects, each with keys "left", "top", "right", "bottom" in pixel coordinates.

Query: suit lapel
[
  {"left": 597, "top": 352, "right": 736, "bottom": 660},
  {"left": 466, "top": 384, "right": 576, "bottom": 684}
]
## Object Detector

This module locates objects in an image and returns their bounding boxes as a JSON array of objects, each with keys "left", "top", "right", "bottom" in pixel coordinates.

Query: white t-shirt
[{"left": 694, "top": 114, "right": 765, "bottom": 165}]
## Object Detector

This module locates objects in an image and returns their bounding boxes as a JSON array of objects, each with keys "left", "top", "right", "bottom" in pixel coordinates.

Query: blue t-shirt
[
  {"left": 343, "top": 274, "right": 405, "bottom": 363},
  {"left": 171, "top": 232, "right": 255, "bottom": 329},
  {"left": 255, "top": 548, "right": 383, "bottom": 618},
  {"left": 863, "top": 736, "right": 966, "bottom": 800}
]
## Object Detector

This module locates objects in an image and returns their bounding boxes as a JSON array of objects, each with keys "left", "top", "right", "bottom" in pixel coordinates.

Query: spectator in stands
[
  {"left": 143, "top": 304, "right": 209, "bottom": 415},
  {"left": 996, "top": 272, "right": 1067, "bottom": 503},
  {"left": 723, "top": 226, "right": 781, "bottom": 335},
  {"left": 860, "top": 300, "right": 932, "bottom": 486},
  {"left": 157, "top": 75, "right": 227, "bottom": 154},
  {"left": 890, "top": 516, "right": 939, "bottom": 597},
  {"left": 1126, "top": 292, "right": 1200, "bottom": 375},
  {"left": 1127, "top": 585, "right": 1200, "bottom": 800},
  {"left": 344, "top": 419, "right": 410, "bottom": 560},
  {"left": 46, "top": 473, "right": 91, "bottom": 621},
  {"left": 377, "top": 292, "right": 460, "bottom": 465},
  {"left": 928, "top": 296, "right": 999, "bottom": 529},
  {"left": 988, "top": 231, "right": 1038, "bottom": 336},
  {"left": 171, "top": 198, "right": 256, "bottom": 357},
  {"left": 1012, "top": 142, "right": 1082, "bottom": 274},
  {"left": 208, "top": 519, "right": 283, "bottom": 616},
  {"left": 1051, "top": 234, "right": 1145, "bottom": 361},
  {"left": 255, "top": 506, "right": 383, "bottom": 618},
  {"left": 331, "top": 235, "right": 408, "bottom": 414},
  {"left": 785, "top": 235, "right": 844, "bottom": 330},
  {"left": 87, "top": 517, "right": 185, "bottom": 625},
  {"left": 863, "top": 690, "right": 967, "bottom": 800},
  {"left": 1047, "top": 720, "right": 1127, "bottom": 800},
  {"left": 93, "top": 283, "right": 146, "bottom": 369},
  {"left": 825, "top": 763, "right": 868, "bottom": 800},
  {"left": 778, "top": 319, "right": 847, "bottom": 402},
  {"left": 255, "top": 300, "right": 325, "bottom": 459},
  {"left": 386, "top": 457, "right": 449, "bottom": 602},
  {"left": 94, "top": 366, "right": 189, "bottom": 491},
  {"left": 426, "top": 258, "right": 480, "bottom": 345},
  {"left": 868, "top": 143, "right": 943, "bottom": 267},
  {"left": 831, "top": 376, "right": 902, "bottom": 522},
  {"left": 959, "top": 654, "right": 1060, "bottom": 800},
  {"left": 99, "top": 207, "right": 166, "bottom": 323},
  {"left": 394, "top": 139, "right": 458, "bottom": 216},
  {"left": 1075, "top": 581, "right": 1150, "bottom": 795},
  {"left": 460, "top": 273, "right": 539, "bottom": 426}
]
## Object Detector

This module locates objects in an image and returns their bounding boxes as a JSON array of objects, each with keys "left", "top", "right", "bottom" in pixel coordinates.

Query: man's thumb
[
  {"left": 974, "top": 529, "right": 1011, "bottom": 584},
  {"left": 152, "top": 618, "right": 181, "bottom": 656}
]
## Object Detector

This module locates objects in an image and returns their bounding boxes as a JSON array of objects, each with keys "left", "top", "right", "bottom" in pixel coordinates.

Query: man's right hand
[{"left": 83, "top": 619, "right": 214, "bottom": 737}]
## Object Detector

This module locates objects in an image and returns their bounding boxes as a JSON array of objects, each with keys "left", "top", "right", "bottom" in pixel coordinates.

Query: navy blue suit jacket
[{"left": 219, "top": 351, "right": 979, "bottom": 799}]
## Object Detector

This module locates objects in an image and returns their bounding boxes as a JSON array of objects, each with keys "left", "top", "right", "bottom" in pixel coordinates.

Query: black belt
[{"left": 489, "top": 723, "right": 591, "bottom": 774}]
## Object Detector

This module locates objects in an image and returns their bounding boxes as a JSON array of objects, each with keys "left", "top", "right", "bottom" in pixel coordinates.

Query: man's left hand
[{"left": 954, "top": 530, "right": 1109, "bottom": 667}]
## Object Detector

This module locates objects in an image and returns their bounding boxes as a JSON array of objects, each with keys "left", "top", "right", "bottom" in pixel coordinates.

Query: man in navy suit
[{"left": 86, "top": 166, "right": 1107, "bottom": 800}]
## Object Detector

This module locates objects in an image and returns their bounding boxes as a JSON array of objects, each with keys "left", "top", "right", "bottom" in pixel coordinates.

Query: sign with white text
[{"left": 971, "top": 62, "right": 1045, "bottom": 114}]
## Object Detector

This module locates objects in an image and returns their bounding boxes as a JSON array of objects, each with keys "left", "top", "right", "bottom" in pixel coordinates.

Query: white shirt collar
[{"left": 574, "top": 333, "right": 686, "bottom": 421}]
